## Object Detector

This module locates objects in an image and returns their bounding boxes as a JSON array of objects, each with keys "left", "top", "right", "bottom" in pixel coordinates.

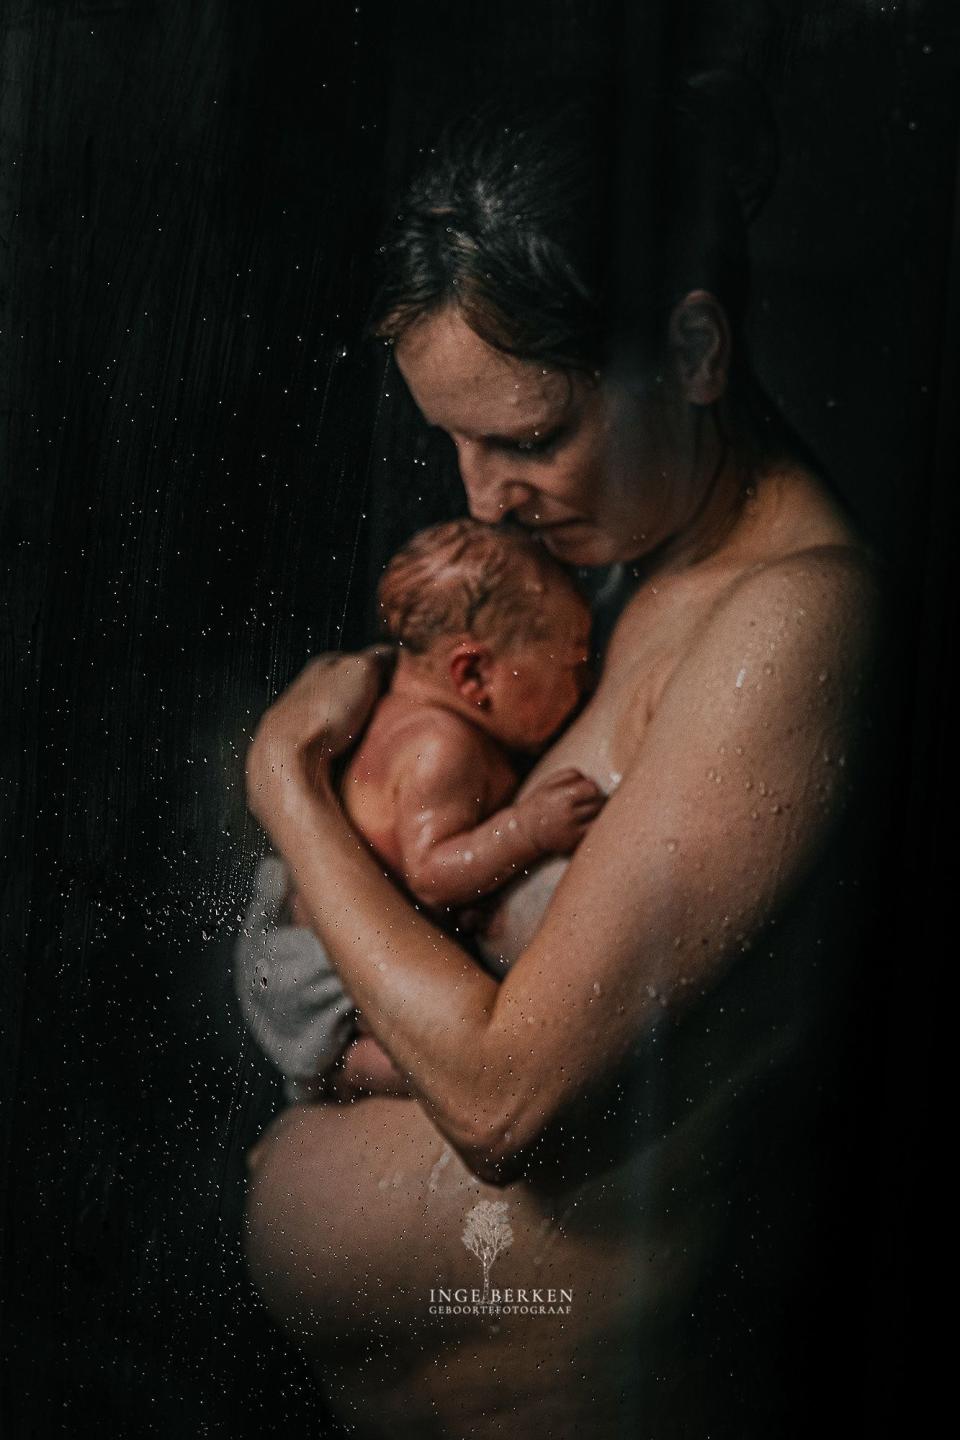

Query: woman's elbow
[
  {"left": 454, "top": 1100, "right": 543, "bottom": 1188},
  {"left": 438, "top": 1034, "right": 554, "bottom": 1186},
  {"left": 456, "top": 1132, "right": 523, "bottom": 1188}
]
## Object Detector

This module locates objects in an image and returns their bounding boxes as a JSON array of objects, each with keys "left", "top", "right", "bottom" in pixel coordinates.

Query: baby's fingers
[
  {"left": 567, "top": 777, "right": 605, "bottom": 803},
  {"left": 545, "top": 766, "right": 587, "bottom": 787}
]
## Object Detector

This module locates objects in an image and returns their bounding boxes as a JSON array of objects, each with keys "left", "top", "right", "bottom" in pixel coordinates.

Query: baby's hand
[{"left": 516, "top": 767, "right": 606, "bottom": 856}]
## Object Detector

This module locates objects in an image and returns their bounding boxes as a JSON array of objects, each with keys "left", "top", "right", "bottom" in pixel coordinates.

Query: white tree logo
[{"left": 462, "top": 1200, "right": 514, "bottom": 1304}]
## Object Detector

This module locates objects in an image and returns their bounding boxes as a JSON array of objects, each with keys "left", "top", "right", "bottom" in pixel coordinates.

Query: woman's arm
[{"left": 247, "top": 552, "right": 878, "bottom": 1182}]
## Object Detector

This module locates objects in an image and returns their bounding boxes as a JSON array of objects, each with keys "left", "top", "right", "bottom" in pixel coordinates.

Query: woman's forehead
[{"left": 394, "top": 308, "right": 573, "bottom": 437}]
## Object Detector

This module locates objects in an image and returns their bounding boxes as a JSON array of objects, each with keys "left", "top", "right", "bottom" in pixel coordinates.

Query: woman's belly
[
  {"left": 243, "top": 1087, "right": 729, "bottom": 1437},
  {"left": 244, "top": 858, "right": 848, "bottom": 1437},
  {"left": 242, "top": 938, "right": 800, "bottom": 1343},
  {"left": 245, "top": 1094, "right": 701, "bottom": 1333}
]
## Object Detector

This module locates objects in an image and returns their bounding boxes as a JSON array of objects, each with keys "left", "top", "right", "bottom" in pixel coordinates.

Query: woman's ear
[
  {"left": 668, "top": 290, "right": 731, "bottom": 406},
  {"left": 449, "top": 643, "right": 493, "bottom": 710}
]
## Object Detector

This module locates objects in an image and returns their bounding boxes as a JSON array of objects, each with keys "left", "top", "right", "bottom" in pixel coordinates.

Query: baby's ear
[{"left": 449, "top": 643, "right": 494, "bottom": 709}]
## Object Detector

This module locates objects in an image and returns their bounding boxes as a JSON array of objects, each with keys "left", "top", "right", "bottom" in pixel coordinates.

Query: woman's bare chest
[{"left": 480, "top": 579, "right": 717, "bottom": 970}]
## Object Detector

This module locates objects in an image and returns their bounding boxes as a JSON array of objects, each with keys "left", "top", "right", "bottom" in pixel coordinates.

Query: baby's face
[{"left": 485, "top": 583, "right": 593, "bottom": 752}]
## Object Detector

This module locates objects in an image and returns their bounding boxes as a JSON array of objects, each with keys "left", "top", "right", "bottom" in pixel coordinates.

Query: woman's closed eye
[
  {"left": 423, "top": 423, "right": 567, "bottom": 459},
  {"left": 499, "top": 427, "right": 566, "bottom": 458}
]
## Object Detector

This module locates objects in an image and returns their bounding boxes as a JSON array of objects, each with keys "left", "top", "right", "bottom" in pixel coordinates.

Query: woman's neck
[{"left": 634, "top": 402, "right": 755, "bottom": 582}]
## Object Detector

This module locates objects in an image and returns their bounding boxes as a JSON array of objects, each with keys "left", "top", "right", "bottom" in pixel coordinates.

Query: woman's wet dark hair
[{"left": 370, "top": 70, "right": 778, "bottom": 378}]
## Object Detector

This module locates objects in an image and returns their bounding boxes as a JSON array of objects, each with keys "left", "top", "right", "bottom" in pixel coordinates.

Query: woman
[{"left": 241, "top": 78, "right": 879, "bottom": 1438}]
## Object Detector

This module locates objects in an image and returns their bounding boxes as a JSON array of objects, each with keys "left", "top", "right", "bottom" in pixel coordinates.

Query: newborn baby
[
  {"left": 236, "top": 520, "right": 604, "bottom": 1102},
  {"left": 342, "top": 518, "right": 600, "bottom": 904}
]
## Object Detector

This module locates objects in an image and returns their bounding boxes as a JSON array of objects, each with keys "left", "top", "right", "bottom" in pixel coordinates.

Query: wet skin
[
  {"left": 244, "top": 305, "right": 878, "bottom": 1437},
  {"left": 340, "top": 576, "right": 597, "bottom": 913}
]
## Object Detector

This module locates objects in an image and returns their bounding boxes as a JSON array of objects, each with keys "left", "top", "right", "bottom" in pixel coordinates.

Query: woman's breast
[{"left": 475, "top": 665, "right": 649, "bottom": 971}]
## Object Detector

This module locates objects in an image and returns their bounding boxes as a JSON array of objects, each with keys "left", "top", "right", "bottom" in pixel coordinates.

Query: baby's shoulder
[{"left": 379, "top": 699, "right": 495, "bottom": 781}]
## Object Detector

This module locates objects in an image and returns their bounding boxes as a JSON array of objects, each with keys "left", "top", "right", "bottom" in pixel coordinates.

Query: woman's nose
[{"left": 455, "top": 440, "right": 530, "bottom": 523}]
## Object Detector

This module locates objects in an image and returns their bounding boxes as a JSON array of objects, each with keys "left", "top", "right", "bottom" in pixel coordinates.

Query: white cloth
[{"left": 233, "top": 855, "right": 357, "bottom": 1103}]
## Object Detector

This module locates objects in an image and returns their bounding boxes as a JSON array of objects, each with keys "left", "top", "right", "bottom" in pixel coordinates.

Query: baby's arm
[
  {"left": 280, "top": 736, "right": 605, "bottom": 1099},
  {"left": 395, "top": 734, "right": 605, "bottom": 910}
]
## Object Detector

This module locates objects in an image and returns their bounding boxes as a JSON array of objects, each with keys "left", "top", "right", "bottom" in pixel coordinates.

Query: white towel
[{"left": 233, "top": 855, "right": 357, "bottom": 1103}]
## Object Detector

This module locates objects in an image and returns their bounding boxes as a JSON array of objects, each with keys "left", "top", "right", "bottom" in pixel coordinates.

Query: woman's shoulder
[
  {"left": 690, "top": 454, "right": 873, "bottom": 619},
  {"left": 720, "top": 540, "right": 880, "bottom": 663},
  {"left": 607, "top": 464, "right": 879, "bottom": 738},
  {"left": 743, "top": 455, "right": 873, "bottom": 561},
  {"left": 614, "top": 540, "right": 880, "bottom": 767},
  {"left": 618, "top": 458, "right": 876, "bottom": 633},
  {"left": 748, "top": 453, "right": 878, "bottom": 592}
]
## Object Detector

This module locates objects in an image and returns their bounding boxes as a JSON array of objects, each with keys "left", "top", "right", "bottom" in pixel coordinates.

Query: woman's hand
[{"left": 246, "top": 645, "right": 394, "bottom": 829}]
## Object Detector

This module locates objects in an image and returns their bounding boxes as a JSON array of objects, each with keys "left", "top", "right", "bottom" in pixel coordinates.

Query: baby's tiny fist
[{"left": 521, "top": 768, "right": 606, "bottom": 856}]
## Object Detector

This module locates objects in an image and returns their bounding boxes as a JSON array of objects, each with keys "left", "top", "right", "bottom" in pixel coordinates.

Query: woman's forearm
[{"left": 266, "top": 766, "right": 504, "bottom": 1159}]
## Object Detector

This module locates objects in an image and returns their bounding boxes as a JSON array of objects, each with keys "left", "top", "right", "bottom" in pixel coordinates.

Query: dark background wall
[{"left": 1, "top": 1, "right": 956, "bottom": 1435}]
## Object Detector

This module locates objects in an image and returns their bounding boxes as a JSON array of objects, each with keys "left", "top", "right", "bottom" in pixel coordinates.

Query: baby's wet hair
[{"left": 377, "top": 519, "right": 580, "bottom": 654}]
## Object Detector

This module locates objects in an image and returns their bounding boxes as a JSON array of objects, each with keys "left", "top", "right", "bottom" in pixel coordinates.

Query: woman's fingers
[
  {"left": 246, "top": 649, "right": 387, "bottom": 819},
  {"left": 261, "top": 650, "right": 381, "bottom": 755}
]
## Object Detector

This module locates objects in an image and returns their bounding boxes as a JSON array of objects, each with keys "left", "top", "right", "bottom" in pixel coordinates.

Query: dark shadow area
[{"left": 1, "top": 1, "right": 956, "bottom": 1435}]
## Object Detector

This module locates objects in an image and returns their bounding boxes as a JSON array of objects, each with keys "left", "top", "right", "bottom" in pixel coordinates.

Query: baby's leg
[{"left": 329, "top": 1035, "right": 413, "bottom": 1099}]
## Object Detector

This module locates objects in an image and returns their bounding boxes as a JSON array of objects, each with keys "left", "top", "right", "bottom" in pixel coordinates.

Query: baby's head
[{"left": 377, "top": 519, "right": 592, "bottom": 752}]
